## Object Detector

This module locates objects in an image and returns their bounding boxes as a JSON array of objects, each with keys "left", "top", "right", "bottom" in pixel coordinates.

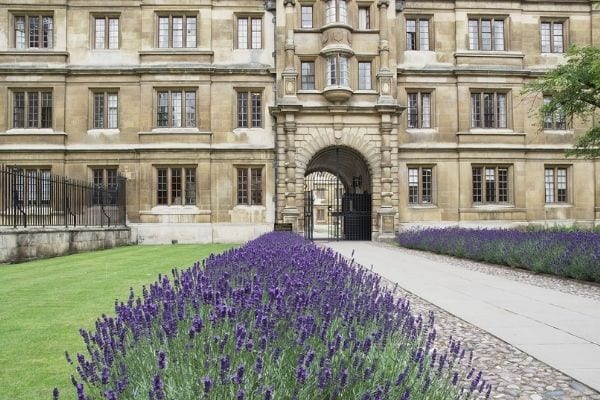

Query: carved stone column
[
  {"left": 282, "top": 0, "right": 298, "bottom": 98},
  {"left": 378, "top": 111, "right": 397, "bottom": 238},
  {"left": 281, "top": 109, "right": 301, "bottom": 229},
  {"left": 377, "top": 0, "right": 394, "bottom": 104}
]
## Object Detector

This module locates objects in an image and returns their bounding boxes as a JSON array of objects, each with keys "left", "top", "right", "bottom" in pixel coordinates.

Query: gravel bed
[{"left": 368, "top": 243, "right": 600, "bottom": 399}]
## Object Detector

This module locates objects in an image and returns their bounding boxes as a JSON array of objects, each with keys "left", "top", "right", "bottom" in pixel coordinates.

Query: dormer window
[{"left": 326, "top": 0, "right": 347, "bottom": 24}]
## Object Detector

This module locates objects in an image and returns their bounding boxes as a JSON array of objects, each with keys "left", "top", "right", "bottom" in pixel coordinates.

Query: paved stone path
[{"left": 324, "top": 241, "right": 600, "bottom": 399}]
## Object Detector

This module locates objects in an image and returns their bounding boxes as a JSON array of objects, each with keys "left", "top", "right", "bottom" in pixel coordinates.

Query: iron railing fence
[{"left": 0, "top": 165, "right": 126, "bottom": 228}]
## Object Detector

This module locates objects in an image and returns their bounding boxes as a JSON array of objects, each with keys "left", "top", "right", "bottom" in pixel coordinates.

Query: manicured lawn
[{"left": 0, "top": 244, "right": 234, "bottom": 400}]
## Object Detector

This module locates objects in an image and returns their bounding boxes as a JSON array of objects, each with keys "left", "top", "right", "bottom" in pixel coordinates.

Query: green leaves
[{"left": 523, "top": 45, "right": 600, "bottom": 158}]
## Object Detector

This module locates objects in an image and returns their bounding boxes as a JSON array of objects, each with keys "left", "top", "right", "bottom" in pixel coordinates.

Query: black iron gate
[{"left": 304, "top": 171, "right": 371, "bottom": 241}]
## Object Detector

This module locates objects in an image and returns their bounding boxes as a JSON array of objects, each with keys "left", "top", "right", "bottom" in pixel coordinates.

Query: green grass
[{"left": 0, "top": 244, "right": 234, "bottom": 400}]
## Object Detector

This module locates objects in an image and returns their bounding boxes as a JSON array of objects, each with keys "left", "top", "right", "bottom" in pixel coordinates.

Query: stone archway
[{"left": 303, "top": 146, "right": 372, "bottom": 240}]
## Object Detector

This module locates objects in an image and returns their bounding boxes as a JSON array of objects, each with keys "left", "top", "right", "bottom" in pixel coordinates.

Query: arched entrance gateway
[{"left": 303, "top": 146, "right": 372, "bottom": 241}]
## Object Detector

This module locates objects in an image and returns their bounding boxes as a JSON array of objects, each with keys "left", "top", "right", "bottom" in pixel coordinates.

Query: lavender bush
[
  {"left": 61, "top": 232, "right": 489, "bottom": 399},
  {"left": 397, "top": 228, "right": 600, "bottom": 283}
]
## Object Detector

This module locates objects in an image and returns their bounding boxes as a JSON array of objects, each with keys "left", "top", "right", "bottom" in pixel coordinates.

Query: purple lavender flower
[
  {"left": 151, "top": 374, "right": 164, "bottom": 400},
  {"left": 202, "top": 376, "right": 212, "bottom": 394},
  {"left": 264, "top": 387, "right": 273, "bottom": 400},
  {"left": 157, "top": 350, "right": 166, "bottom": 370}
]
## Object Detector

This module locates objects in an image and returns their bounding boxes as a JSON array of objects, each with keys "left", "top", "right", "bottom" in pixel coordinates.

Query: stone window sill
[
  {"left": 543, "top": 129, "right": 573, "bottom": 135},
  {"left": 87, "top": 129, "right": 120, "bottom": 136},
  {"left": 142, "top": 206, "right": 211, "bottom": 216},
  {"left": 406, "top": 128, "right": 437, "bottom": 134},
  {"left": 408, "top": 204, "right": 438, "bottom": 209},
  {"left": 544, "top": 203, "right": 572, "bottom": 208},
  {"left": 149, "top": 128, "right": 203, "bottom": 134},
  {"left": 6, "top": 128, "right": 58, "bottom": 135}
]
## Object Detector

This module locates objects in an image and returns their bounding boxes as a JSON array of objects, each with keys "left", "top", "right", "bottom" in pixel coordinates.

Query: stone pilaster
[
  {"left": 282, "top": 0, "right": 298, "bottom": 99},
  {"left": 281, "top": 109, "right": 301, "bottom": 229},
  {"left": 377, "top": 0, "right": 394, "bottom": 104},
  {"left": 378, "top": 112, "right": 397, "bottom": 238}
]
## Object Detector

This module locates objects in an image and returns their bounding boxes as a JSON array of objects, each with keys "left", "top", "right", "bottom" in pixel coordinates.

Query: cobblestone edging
[{"left": 370, "top": 243, "right": 600, "bottom": 400}]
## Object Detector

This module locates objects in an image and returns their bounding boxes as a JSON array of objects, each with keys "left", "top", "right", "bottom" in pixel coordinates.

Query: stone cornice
[{"left": 0, "top": 65, "right": 275, "bottom": 76}]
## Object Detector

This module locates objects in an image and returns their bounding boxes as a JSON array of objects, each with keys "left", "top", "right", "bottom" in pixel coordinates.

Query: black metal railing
[{"left": 1, "top": 165, "right": 127, "bottom": 228}]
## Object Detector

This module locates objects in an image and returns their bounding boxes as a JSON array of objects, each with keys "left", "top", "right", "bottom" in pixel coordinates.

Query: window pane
[
  {"left": 108, "top": 18, "right": 119, "bottom": 49},
  {"left": 338, "top": 0, "right": 348, "bottom": 24},
  {"left": 42, "top": 16, "right": 52, "bottom": 48},
  {"left": 471, "top": 93, "right": 480, "bottom": 128},
  {"left": 171, "top": 91, "right": 182, "bottom": 128},
  {"left": 483, "top": 92, "right": 494, "bottom": 128},
  {"left": 251, "top": 93, "right": 261, "bottom": 128},
  {"left": 543, "top": 96, "right": 553, "bottom": 129},
  {"left": 359, "top": 8, "right": 369, "bottom": 30},
  {"left": 95, "top": 18, "right": 106, "bottom": 49},
  {"left": 41, "top": 92, "right": 52, "bottom": 128},
  {"left": 185, "top": 92, "right": 196, "bottom": 127},
  {"left": 472, "top": 167, "right": 482, "bottom": 202},
  {"left": 238, "top": 18, "right": 248, "bottom": 49},
  {"left": 407, "top": 93, "right": 418, "bottom": 129},
  {"left": 358, "top": 62, "right": 371, "bottom": 90},
  {"left": 544, "top": 168, "right": 555, "bottom": 203},
  {"left": 13, "top": 92, "right": 25, "bottom": 128},
  {"left": 497, "top": 94, "right": 507, "bottom": 129},
  {"left": 327, "top": 56, "right": 336, "bottom": 85},
  {"left": 27, "top": 170, "right": 37, "bottom": 205},
  {"left": 301, "top": 61, "right": 315, "bottom": 90},
  {"left": 237, "top": 168, "right": 248, "bottom": 204},
  {"left": 108, "top": 93, "right": 118, "bottom": 129},
  {"left": 157, "top": 92, "right": 169, "bottom": 127},
  {"left": 557, "top": 168, "right": 567, "bottom": 202},
  {"left": 237, "top": 92, "right": 248, "bottom": 128},
  {"left": 468, "top": 20, "right": 479, "bottom": 50},
  {"left": 185, "top": 168, "right": 196, "bottom": 205},
  {"left": 186, "top": 17, "right": 196, "bottom": 48},
  {"left": 29, "top": 16, "right": 40, "bottom": 48},
  {"left": 553, "top": 22, "right": 564, "bottom": 53},
  {"left": 498, "top": 168, "right": 508, "bottom": 202},
  {"left": 339, "top": 56, "right": 348, "bottom": 87},
  {"left": 422, "top": 168, "right": 432, "bottom": 203},
  {"left": 93, "top": 169, "right": 104, "bottom": 205},
  {"left": 406, "top": 20, "right": 416, "bottom": 50},
  {"left": 421, "top": 93, "right": 431, "bottom": 128},
  {"left": 94, "top": 93, "right": 105, "bottom": 129},
  {"left": 485, "top": 167, "right": 496, "bottom": 202},
  {"left": 15, "top": 16, "right": 26, "bottom": 48},
  {"left": 301, "top": 6, "right": 313, "bottom": 28},
  {"left": 171, "top": 168, "right": 182, "bottom": 205},
  {"left": 493, "top": 20, "right": 504, "bottom": 51},
  {"left": 408, "top": 168, "right": 418, "bottom": 204},
  {"left": 251, "top": 168, "right": 262, "bottom": 205},
  {"left": 326, "top": 0, "right": 336, "bottom": 24},
  {"left": 157, "top": 168, "right": 168, "bottom": 205},
  {"left": 28, "top": 92, "right": 39, "bottom": 128},
  {"left": 251, "top": 18, "right": 262, "bottom": 49},
  {"left": 158, "top": 17, "right": 169, "bottom": 48},
  {"left": 41, "top": 170, "right": 51, "bottom": 204},
  {"left": 481, "top": 20, "right": 492, "bottom": 51},
  {"left": 540, "top": 22, "right": 551, "bottom": 53},
  {"left": 172, "top": 17, "right": 183, "bottom": 48},
  {"left": 419, "top": 20, "right": 429, "bottom": 51}
]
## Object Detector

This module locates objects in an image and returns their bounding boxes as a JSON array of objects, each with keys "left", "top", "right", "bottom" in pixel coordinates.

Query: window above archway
[
  {"left": 325, "top": 0, "right": 348, "bottom": 24},
  {"left": 326, "top": 54, "right": 349, "bottom": 87}
]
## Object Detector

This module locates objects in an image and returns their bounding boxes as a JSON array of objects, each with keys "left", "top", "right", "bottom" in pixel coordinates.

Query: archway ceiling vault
[{"left": 305, "top": 147, "right": 371, "bottom": 192}]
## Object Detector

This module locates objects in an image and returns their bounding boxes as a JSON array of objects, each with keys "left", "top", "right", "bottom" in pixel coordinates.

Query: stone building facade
[{"left": 0, "top": 0, "right": 598, "bottom": 243}]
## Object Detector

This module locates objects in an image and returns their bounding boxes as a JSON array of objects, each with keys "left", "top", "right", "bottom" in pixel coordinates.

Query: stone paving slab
[{"left": 324, "top": 241, "right": 600, "bottom": 399}]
